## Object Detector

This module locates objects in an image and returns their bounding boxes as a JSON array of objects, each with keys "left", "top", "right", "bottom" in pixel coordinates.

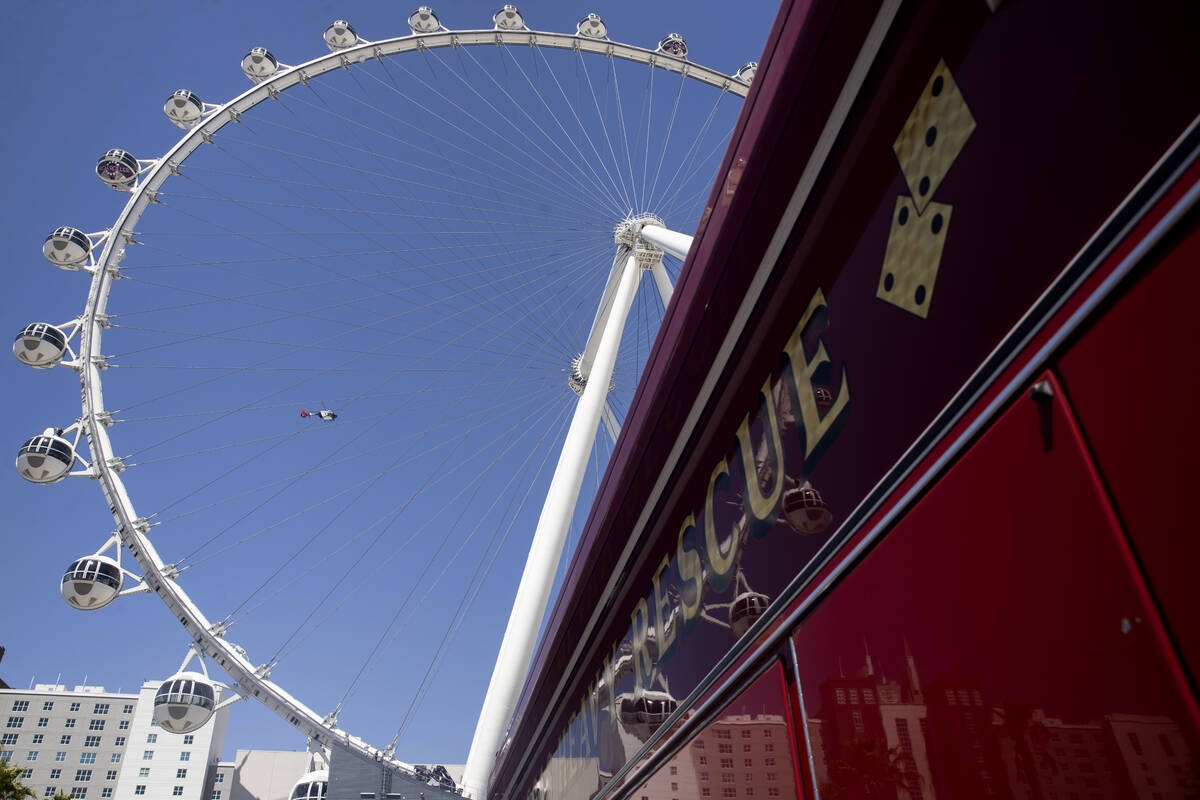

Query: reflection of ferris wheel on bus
[{"left": 13, "top": 5, "right": 756, "bottom": 793}]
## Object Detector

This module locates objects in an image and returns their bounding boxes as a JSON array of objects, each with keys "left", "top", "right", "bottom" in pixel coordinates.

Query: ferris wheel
[{"left": 13, "top": 5, "right": 755, "bottom": 794}]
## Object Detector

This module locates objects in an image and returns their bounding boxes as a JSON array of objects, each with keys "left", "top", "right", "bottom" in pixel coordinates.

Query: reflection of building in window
[{"left": 1106, "top": 714, "right": 1198, "bottom": 799}]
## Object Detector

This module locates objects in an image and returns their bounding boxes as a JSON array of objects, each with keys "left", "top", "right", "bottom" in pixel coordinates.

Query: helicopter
[{"left": 299, "top": 404, "right": 338, "bottom": 422}]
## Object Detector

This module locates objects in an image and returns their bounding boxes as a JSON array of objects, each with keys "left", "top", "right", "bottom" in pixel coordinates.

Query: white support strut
[
  {"left": 638, "top": 222, "right": 693, "bottom": 261},
  {"left": 461, "top": 249, "right": 643, "bottom": 799}
]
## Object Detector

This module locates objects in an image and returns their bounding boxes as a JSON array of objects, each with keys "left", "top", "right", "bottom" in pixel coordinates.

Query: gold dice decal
[
  {"left": 877, "top": 197, "right": 952, "bottom": 318},
  {"left": 893, "top": 59, "right": 976, "bottom": 214},
  {"left": 878, "top": 59, "right": 975, "bottom": 318}
]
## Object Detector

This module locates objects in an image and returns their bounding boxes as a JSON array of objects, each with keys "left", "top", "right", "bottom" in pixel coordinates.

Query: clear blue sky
[{"left": 1, "top": 0, "right": 778, "bottom": 768}]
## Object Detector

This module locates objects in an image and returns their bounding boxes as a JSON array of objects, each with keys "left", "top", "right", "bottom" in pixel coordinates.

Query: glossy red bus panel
[
  {"left": 791, "top": 374, "right": 1199, "bottom": 799},
  {"left": 1058, "top": 218, "right": 1200, "bottom": 685}
]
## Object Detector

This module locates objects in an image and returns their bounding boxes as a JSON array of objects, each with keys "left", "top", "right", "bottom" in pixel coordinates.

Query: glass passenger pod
[
  {"left": 493, "top": 5, "right": 525, "bottom": 31},
  {"left": 656, "top": 33, "right": 687, "bottom": 59},
  {"left": 407, "top": 7, "right": 441, "bottom": 34},
  {"left": 728, "top": 591, "right": 770, "bottom": 638},
  {"left": 61, "top": 556, "right": 123, "bottom": 610},
  {"left": 153, "top": 672, "right": 216, "bottom": 733},
  {"left": 241, "top": 47, "right": 279, "bottom": 82},
  {"left": 289, "top": 770, "right": 329, "bottom": 800},
  {"left": 42, "top": 226, "right": 91, "bottom": 268},
  {"left": 164, "top": 90, "right": 204, "bottom": 128},
  {"left": 617, "top": 690, "right": 678, "bottom": 739},
  {"left": 735, "top": 61, "right": 758, "bottom": 84},
  {"left": 576, "top": 13, "right": 607, "bottom": 39},
  {"left": 323, "top": 20, "right": 357, "bottom": 51},
  {"left": 781, "top": 483, "right": 832, "bottom": 535},
  {"left": 95, "top": 149, "right": 139, "bottom": 189},
  {"left": 16, "top": 429, "right": 75, "bottom": 484},
  {"left": 13, "top": 322, "right": 68, "bottom": 368}
]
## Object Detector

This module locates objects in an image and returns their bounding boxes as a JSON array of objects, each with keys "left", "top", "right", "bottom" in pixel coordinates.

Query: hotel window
[
  {"left": 764, "top": 743, "right": 774, "bottom": 753},
  {"left": 766, "top": 772, "right": 777, "bottom": 782},
  {"left": 134, "top": 786, "right": 146, "bottom": 795},
  {"left": 852, "top": 710, "right": 865, "bottom": 735},
  {"left": 212, "top": 793, "right": 221, "bottom": 800},
  {"left": 721, "top": 773, "right": 734, "bottom": 784},
  {"left": 69, "top": 703, "right": 81, "bottom": 713},
  {"left": 110, "top": 754, "right": 121, "bottom": 764},
  {"left": 59, "top": 736, "right": 70, "bottom": 746},
  {"left": 1, "top": 735, "right": 18, "bottom": 746},
  {"left": 43, "top": 788, "right": 56, "bottom": 798},
  {"left": 122, "top": 705, "right": 134, "bottom": 715},
  {"left": 11, "top": 702, "right": 28, "bottom": 712},
  {"left": 64, "top": 720, "right": 76, "bottom": 729},
  {"left": 80, "top": 753, "right": 97, "bottom": 765},
  {"left": 668, "top": 767, "right": 676, "bottom": 777},
  {"left": 74, "top": 769, "right": 92, "bottom": 782},
  {"left": 84, "top": 736, "right": 101, "bottom": 748},
  {"left": 20, "top": 769, "right": 32, "bottom": 779},
  {"left": 26, "top": 751, "right": 38, "bottom": 761},
  {"left": 180, "top": 752, "right": 191, "bottom": 762},
  {"left": 31, "top": 736, "right": 43, "bottom": 745},
  {"left": 720, "top": 758, "right": 733, "bottom": 769},
  {"left": 741, "top": 730, "right": 752, "bottom": 739},
  {"left": 700, "top": 790, "right": 710, "bottom": 798},
  {"left": 177, "top": 769, "right": 187, "bottom": 779},
  {"left": 0, "top": 752, "right": 13, "bottom": 764},
  {"left": 88, "top": 720, "right": 105, "bottom": 731},
  {"left": 143, "top": 751, "right": 154, "bottom": 761},
  {"left": 764, "top": 757, "right": 775, "bottom": 767},
  {"left": 139, "top": 769, "right": 150, "bottom": 777},
  {"left": 745, "top": 788, "right": 754, "bottom": 797},
  {"left": 835, "top": 689, "right": 846, "bottom": 705},
  {"left": 183, "top": 736, "right": 194, "bottom": 745},
  {"left": 55, "top": 753, "right": 67, "bottom": 762},
  {"left": 723, "top": 790, "right": 736, "bottom": 798},
  {"left": 214, "top": 774, "right": 224, "bottom": 784},
  {"left": 698, "top": 756, "right": 707, "bottom": 765},
  {"left": 173, "top": 786, "right": 184, "bottom": 796},
  {"left": 102, "top": 789, "right": 113, "bottom": 798},
  {"left": 105, "top": 770, "right": 117, "bottom": 781},
  {"left": 6, "top": 718, "right": 23, "bottom": 729},
  {"left": 763, "top": 729, "right": 772, "bottom": 738},
  {"left": 50, "top": 770, "right": 61, "bottom": 780},
  {"left": 716, "top": 730, "right": 731, "bottom": 740},
  {"left": 93, "top": 704, "right": 109, "bottom": 715},
  {"left": 42, "top": 703, "right": 53, "bottom": 712},
  {"left": 849, "top": 689, "right": 860, "bottom": 704},
  {"left": 744, "top": 744, "right": 752, "bottom": 753},
  {"left": 864, "top": 689, "right": 875, "bottom": 704},
  {"left": 114, "top": 738, "right": 125, "bottom": 747},
  {"left": 146, "top": 734, "right": 157, "bottom": 744},
  {"left": 718, "top": 743, "right": 732, "bottom": 754},
  {"left": 118, "top": 722, "right": 129, "bottom": 731},
  {"left": 71, "top": 788, "right": 87, "bottom": 799},
  {"left": 767, "top": 789, "right": 780, "bottom": 797},
  {"left": 745, "top": 759, "right": 753, "bottom": 768},
  {"left": 36, "top": 719, "right": 48, "bottom": 729}
]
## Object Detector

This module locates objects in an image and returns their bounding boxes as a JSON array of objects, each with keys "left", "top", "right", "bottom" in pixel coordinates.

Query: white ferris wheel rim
[{"left": 71, "top": 23, "right": 751, "bottom": 778}]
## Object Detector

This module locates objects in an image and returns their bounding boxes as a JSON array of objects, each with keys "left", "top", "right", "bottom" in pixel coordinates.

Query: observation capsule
[
  {"left": 324, "top": 20, "right": 357, "bottom": 50},
  {"left": 656, "top": 33, "right": 687, "bottom": 58},
  {"left": 781, "top": 483, "right": 832, "bottom": 535},
  {"left": 618, "top": 690, "right": 678, "bottom": 739},
  {"left": 493, "top": 5, "right": 524, "bottom": 30},
  {"left": 13, "top": 322, "right": 68, "bottom": 368},
  {"left": 242, "top": 47, "right": 279, "bottom": 81},
  {"left": 153, "top": 672, "right": 216, "bottom": 733},
  {"left": 42, "top": 226, "right": 92, "bottom": 269},
  {"left": 576, "top": 13, "right": 606, "bottom": 39},
  {"left": 61, "top": 555, "right": 122, "bottom": 610},
  {"left": 96, "top": 149, "right": 139, "bottom": 189},
  {"left": 408, "top": 7, "right": 441, "bottom": 34},
  {"left": 164, "top": 90, "right": 204, "bottom": 128},
  {"left": 16, "top": 428, "right": 75, "bottom": 484},
  {"left": 735, "top": 61, "right": 758, "bottom": 84},
  {"left": 728, "top": 591, "right": 769, "bottom": 638},
  {"left": 289, "top": 771, "right": 329, "bottom": 800}
]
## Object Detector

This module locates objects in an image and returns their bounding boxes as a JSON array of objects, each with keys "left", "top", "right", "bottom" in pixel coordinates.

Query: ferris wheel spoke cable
[
  {"left": 269, "top": 384, "right": 573, "bottom": 675},
  {"left": 172, "top": 380, "right": 556, "bottom": 570},
  {"left": 572, "top": 50, "right": 636, "bottom": 211},
  {"left": 162, "top": 237, "right": 592, "bottom": 561},
  {"left": 648, "top": 87, "right": 730, "bottom": 215},
  {"left": 604, "top": 53, "right": 641, "bottom": 215},
  {"left": 366, "top": 51, "right": 619, "bottom": 221},
  {"left": 227, "top": 387, "right": 567, "bottom": 638},
  {"left": 112, "top": 237, "right": 595, "bottom": 421},
  {"left": 276, "top": 77, "right": 610, "bottom": 227},
  {"left": 489, "top": 41, "right": 633, "bottom": 218},
  {"left": 365, "top": 396, "right": 577, "bottom": 731},
  {"left": 531, "top": 45, "right": 636, "bottom": 216},
  {"left": 109, "top": 237, "right": 589, "bottom": 351},
  {"left": 432, "top": 44, "right": 625, "bottom": 218}
]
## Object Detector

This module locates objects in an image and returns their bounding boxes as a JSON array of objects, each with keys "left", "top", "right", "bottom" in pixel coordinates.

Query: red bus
[{"left": 486, "top": 0, "right": 1200, "bottom": 798}]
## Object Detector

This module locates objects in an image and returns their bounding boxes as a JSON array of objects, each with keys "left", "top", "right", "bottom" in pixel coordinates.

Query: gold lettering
[
  {"left": 675, "top": 513, "right": 702, "bottom": 624},
  {"left": 734, "top": 375, "right": 786, "bottom": 525},
  {"left": 781, "top": 288, "right": 850, "bottom": 460},
  {"left": 704, "top": 456, "right": 738, "bottom": 591},
  {"left": 651, "top": 553, "right": 676, "bottom": 661}
]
